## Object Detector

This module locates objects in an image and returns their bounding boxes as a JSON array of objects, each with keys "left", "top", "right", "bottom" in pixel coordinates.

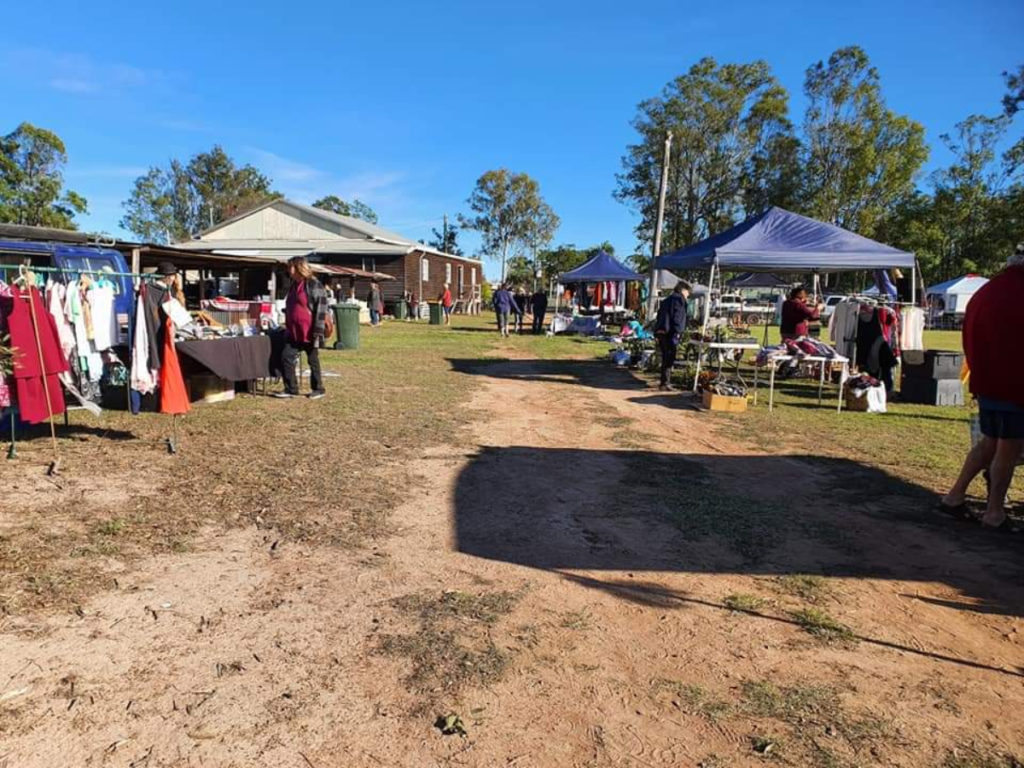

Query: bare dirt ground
[{"left": 2, "top": 355, "right": 1023, "bottom": 767}]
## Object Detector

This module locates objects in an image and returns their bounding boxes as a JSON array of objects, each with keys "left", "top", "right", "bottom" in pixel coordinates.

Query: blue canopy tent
[
  {"left": 558, "top": 250, "right": 644, "bottom": 283},
  {"left": 555, "top": 250, "right": 645, "bottom": 321},
  {"left": 655, "top": 206, "right": 915, "bottom": 273},
  {"left": 653, "top": 207, "right": 917, "bottom": 393}
]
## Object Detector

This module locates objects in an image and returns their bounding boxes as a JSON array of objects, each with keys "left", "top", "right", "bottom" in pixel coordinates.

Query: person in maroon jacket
[
  {"left": 941, "top": 245, "right": 1024, "bottom": 530},
  {"left": 779, "top": 286, "right": 822, "bottom": 340}
]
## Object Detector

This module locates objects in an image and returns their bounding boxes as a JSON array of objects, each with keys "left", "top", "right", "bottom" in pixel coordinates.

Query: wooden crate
[{"left": 702, "top": 390, "right": 748, "bottom": 412}]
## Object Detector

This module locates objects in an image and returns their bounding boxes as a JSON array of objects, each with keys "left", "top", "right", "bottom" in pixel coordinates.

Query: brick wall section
[
  {"left": 403, "top": 250, "right": 483, "bottom": 305},
  {"left": 321, "top": 251, "right": 483, "bottom": 310}
]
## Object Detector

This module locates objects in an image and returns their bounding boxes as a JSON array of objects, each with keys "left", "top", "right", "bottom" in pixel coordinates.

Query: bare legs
[
  {"left": 943, "top": 435, "right": 1022, "bottom": 526},
  {"left": 983, "top": 438, "right": 1023, "bottom": 526},
  {"left": 943, "top": 436, "right": 996, "bottom": 508}
]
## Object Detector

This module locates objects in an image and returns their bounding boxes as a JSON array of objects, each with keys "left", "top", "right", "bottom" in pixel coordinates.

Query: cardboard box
[
  {"left": 702, "top": 390, "right": 748, "bottom": 412},
  {"left": 187, "top": 374, "right": 235, "bottom": 404}
]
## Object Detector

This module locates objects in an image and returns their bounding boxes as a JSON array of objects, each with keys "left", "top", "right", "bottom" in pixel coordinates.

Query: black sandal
[
  {"left": 937, "top": 502, "right": 977, "bottom": 522},
  {"left": 981, "top": 517, "right": 1022, "bottom": 534}
]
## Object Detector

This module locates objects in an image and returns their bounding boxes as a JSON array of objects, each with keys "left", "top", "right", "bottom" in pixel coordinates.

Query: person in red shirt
[
  {"left": 779, "top": 286, "right": 822, "bottom": 340},
  {"left": 440, "top": 282, "right": 453, "bottom": 326},
  {"left": 275, "top": 256, "right": 328, "bottom": 400},
  {"left": 941, "top": 245, "right": 1024, "bottom": 530}
]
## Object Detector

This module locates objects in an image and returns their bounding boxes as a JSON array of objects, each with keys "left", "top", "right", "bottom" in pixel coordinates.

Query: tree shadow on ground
[
  {"left": 453, "top": 446, "right": 1024, "bottom": 619},
  {"left": 448, "top": 358, "right": 648, "bottom": 392}
]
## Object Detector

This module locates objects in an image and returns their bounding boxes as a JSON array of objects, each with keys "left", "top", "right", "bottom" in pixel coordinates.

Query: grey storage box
[
  {"left": 902, "top": 350, "right": 963, "bottom": 380},
  {"left": 900, "top": 377, "right": 964, "bottom": 406}
]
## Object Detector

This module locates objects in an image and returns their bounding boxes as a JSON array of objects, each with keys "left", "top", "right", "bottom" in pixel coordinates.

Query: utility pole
[
  {"left": 442, "top": 213, "right": 449, "bottom": 251},
  {"left": 646, "top": 131, "right": 673, "bottom": 319}
]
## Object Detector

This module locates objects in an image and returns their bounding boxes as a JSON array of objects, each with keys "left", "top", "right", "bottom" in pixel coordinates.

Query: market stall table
[
  {"left": 687, "top": 340, "right": 761, "bottom": 387},
  {"left": 753, "top": 353, "right": 850, "bottom": 412},
  {"left": 175, "top": 335, "right": 274, "bottom": 391}
]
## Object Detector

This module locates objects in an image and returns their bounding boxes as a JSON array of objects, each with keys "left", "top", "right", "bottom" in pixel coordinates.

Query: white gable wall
[{"left": 202, "top": 202, "right": 370, "bottom": 241}]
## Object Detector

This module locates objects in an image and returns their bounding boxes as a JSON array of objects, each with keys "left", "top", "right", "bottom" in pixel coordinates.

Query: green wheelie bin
[
  {"left": 333, "top": 302, "right": 360, "bottom": 349},
  {"left": 428, "top": 301, "right": 443, "bottom": 325}
]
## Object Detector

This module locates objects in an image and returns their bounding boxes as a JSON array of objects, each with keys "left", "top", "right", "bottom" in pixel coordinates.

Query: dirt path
[{"left": 2, "top": 358, "right": 1023, "bottom": 767}]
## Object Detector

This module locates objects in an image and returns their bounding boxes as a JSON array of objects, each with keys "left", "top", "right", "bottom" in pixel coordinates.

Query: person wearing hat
[
  {"left": 653, "top": 280, "right": 691, "bottom": 391},
  {"left": 941, "top": 243, "right": 1024, "bottom": 530}
]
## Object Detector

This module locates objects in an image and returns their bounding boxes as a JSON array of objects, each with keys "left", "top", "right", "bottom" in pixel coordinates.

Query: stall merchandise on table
[{"left": 0, "top": 268, "right": 280, "bottom": 427}]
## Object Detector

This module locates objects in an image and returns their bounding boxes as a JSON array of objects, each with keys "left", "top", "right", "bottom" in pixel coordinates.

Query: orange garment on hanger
[{"left": 159, "top": 316, "right": 190, "bottom": 415}]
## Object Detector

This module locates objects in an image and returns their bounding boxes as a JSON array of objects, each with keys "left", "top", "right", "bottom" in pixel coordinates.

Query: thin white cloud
[
  {"left": 156, "top": 117, "right": 211, "bottom": 133},
  {"left": 49, "top": 78, "right": 99, "bottom": 94},
  {"left": 246, "top": 148, "right": 326, "bottom": 183},
  {"left": 2, "top": 47, "right": 167, "bottom": 97},
  {"left": 243, "top": 148, "right": 406, "bottom": 209},
  {"left": 67, "top": 164, "right": 149, "bottom": 180}
]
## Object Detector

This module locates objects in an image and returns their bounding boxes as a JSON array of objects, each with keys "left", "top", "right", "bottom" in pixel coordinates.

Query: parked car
[
  {"left": 820, "top": 294, "right": 845, "bottom": 321},
  {"left": 711, "top": 292, "right": 775, "bottom": 325}
]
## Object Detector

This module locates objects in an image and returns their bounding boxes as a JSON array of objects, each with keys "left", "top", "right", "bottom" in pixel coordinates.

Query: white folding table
[{"left": 754, "top": 354, "right": 850, "bottom": 412}]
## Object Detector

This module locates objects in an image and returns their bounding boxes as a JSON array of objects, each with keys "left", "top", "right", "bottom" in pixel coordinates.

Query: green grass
[
  {"left": 704, "top": 326, "right": 1014, "bottom": 500},
  {"left": 775, "top": 574, "right": 830, "bottom": 603},
  {"left": 723, "top": 593, "right": 768, "bottom": 611},
  {"left": 790, "top": 608, "right": 856, "bottom": 644}
]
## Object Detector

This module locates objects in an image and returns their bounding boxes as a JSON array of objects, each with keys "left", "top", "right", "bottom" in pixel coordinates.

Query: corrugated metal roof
[{"left": 188, "top": 198, "right": 484, "bottom": 265}]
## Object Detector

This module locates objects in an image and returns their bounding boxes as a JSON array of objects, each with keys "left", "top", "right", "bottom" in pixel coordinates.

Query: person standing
[
  {"left": 941, "top": 244, "right": 1024, "bottom": 530},
  {"left": 780, "top": 286, "right": 823, "bottom": 340},
  {"left": 440, "top": 282, "right": 453, "bottom": 326},
  {"left": 531, "top": 288, "right": 548, "bottom": 334},
  {"left": 513, "top": 288, "right": 528, "bottom": 334},
  {"left": 654, "top": 281, "right": 691, "bottom": 391},
  {"left": 276, "top": 256, "right": 327, "bottom": 400},
  {"left": 492, "top": 284, "right": 519, "bottom": 338},
  {"left": 367, "top": 282, "right": 382, "bottom": 327}
]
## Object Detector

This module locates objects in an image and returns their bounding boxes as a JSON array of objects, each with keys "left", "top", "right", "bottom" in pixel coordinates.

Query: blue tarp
[
  {"left": 654, "top": 207, "right": 915, "bottom": 273},
  {"left": 559, "top": 250, "right": 644, "bottom": 283}
]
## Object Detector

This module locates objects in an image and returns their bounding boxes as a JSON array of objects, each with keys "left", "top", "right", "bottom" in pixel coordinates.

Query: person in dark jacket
[
  {"left": 531, "top": 289, "right": 548, "bottom": 334},
  {"left": 654, "top": 281, "right": 691, "bottom": 391},
  {"left": 513, "top": 288, "right": 528, "bottom": 333},
  {"left": 275, "top": 256, "right": 328, "bottom": 400},
  {"left": 367, "top": 282, "right": 382, "bottom": 326},
  {"left": 492, "top": 284, "right": 520, "bottom": 337},
  {"left": 941, "top": 244, "right": 1024, "bottom": 530}
]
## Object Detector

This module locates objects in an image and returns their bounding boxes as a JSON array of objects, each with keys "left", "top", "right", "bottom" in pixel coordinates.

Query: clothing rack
[{"left": 0, "top": 263, "right": 157, "bottom": 279}]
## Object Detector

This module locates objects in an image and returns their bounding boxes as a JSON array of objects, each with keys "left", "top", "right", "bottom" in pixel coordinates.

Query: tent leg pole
[
  {"left": 911, "top": 263, "right": 918, "bottom": 306},
  {"left": 694, "top": 261, "right": 715, "bottom": 393}
]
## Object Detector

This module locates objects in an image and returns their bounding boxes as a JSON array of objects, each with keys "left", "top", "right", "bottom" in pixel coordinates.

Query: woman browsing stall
[{"left": 275, "top": 256, "right": 328, "bottom": 400}]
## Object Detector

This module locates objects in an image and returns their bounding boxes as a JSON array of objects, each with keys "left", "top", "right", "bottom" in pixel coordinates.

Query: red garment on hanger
[
  {"left": 7, "top": 285, "right": 68, "bottom": 424},
  {"left": 159, "top": 317, "right": 190, "bottom": 415}
]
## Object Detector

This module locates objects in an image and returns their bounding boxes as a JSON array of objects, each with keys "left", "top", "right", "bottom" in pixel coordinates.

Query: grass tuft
[
  {"left": 789, "top": 608, "right": 856, "bottom": 644},
  {"left": 776, "top": 574, "right": 830, "bottom": 603},
  {"left": 723, "top": 593, "right": 767, "bottom": 611}
]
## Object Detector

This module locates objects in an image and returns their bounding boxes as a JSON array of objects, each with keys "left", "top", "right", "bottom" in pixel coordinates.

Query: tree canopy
[
  {"left": 121, "top": 146, "right": 278, "bottom": 242},
  {"left": 616, "top": 49, "right": 1020, "bottom": 284},
  {"left": 615, "top": 57, "right": 795, "bottom": 253},
  {"left": 459, "top": 169, "right": 560, "bottom": 282},
  {"left": 427, "top": 219, "right": 464, "bottom": 256},
  {"left": 311, "top": 195, "right": 378, "bottom": 224},
  {"left": 0, "top": 122, "right": 88, "bottom": 229}
]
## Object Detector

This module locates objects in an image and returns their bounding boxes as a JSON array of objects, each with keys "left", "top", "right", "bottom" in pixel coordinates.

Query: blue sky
[{"left": 2, "top": 0, "right": 1020, "bottom": 278}]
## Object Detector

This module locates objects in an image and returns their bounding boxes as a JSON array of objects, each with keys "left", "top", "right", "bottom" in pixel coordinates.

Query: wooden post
[
  {"left": 646, "top": 131, "right": 673, "bottom": 319},
  {"left": 130, "top": 248, "right": 141, "bottom": 287}
]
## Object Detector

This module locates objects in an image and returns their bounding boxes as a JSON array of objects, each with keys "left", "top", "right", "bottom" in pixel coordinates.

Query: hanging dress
[
  {"left": 158, "top": 316, "right": 190, "bottom": 415},
  {"left": 8, "top": 285, "right": 69, "bottom": 423}
]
